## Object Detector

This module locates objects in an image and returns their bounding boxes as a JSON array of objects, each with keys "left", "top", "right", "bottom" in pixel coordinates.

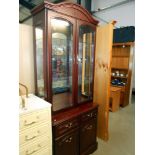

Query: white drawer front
[
  {"left": 20, "top": 135, "right": 50, "bottom": 155},
  {"left": 20, "top": 108, "right": 50, "bottom": 130},
  {"left": 20, "top": 123, "right": 51, "bottom": 145},
  {"left": 33, "top": 147, "right": 51, "bottom": 155}
]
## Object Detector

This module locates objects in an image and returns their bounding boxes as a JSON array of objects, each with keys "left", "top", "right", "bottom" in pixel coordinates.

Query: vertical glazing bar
[{"left": 82, "top": 34, "right": 86, "bottom": 94}]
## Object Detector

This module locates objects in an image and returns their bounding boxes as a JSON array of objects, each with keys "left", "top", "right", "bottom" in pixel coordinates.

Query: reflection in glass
[
  {"left": 78, "top": 26, "right": 95, "bottom": 103},
  {"left": 51, "top": 18, "right": 73, "bottom": 111},
  {"left": 35, "top": 28, "right": 44, "bottom": 97}
]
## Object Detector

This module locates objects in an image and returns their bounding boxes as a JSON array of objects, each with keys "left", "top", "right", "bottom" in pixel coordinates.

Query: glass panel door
[
  {"left": 51, "top": 18, "right": 73, "bottom": 111},
  {"left": 35, "top": 27, "right": 44, "bottom": 98},
  {"left": 78, "top": 25, "right": 95, "bottom": 103}
]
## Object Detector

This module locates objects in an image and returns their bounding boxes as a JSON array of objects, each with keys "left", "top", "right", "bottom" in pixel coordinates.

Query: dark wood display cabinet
[{"left": 31, "top": 1, "right": 99, "bottom": 155}]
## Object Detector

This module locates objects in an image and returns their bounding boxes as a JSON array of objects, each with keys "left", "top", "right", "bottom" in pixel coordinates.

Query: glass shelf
[{"left": 111, "top": 75, "right": 128, "bottom": 79}]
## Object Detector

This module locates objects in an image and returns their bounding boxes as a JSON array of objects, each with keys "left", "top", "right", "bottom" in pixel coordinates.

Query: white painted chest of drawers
[{"left": 19, "top": 94, "right": 52, "bottom": 155}]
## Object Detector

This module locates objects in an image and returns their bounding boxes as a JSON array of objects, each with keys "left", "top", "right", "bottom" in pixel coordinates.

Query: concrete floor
[{"left": 91, "top": 95, "right": 135, "bottom": 155}]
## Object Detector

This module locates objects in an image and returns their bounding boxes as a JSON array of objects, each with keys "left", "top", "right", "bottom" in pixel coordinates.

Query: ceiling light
[
  {"left": 35, "top": 28, "right": 43, "bottom": 39},
  {"left": 51, "top": 19, "right": 69, "bottom": 27}
]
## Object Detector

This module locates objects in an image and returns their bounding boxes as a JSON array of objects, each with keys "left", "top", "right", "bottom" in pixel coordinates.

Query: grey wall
[{"left": 92, "top": 0, "right": 135, "bottom": 27}]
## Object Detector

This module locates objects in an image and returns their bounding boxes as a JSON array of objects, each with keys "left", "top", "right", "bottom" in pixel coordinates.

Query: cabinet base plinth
[{"left": 80, "top": 142, "right": 98, "bottom": 155}]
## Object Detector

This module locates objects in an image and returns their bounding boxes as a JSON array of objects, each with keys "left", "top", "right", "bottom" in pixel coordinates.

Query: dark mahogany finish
[
  {"left": 52, "top": 103, "right": 98, "bottom": 125},
  {"left": 53, "top": 103, "right": 98, "bottom": 155},
  {"left": 31, "top": 1, "right": 98, "bottom": 25},
  {"left": 54, "top": 118, "right": 79, "bottom": 138},
  {"left": 32, "top": 1, "right": 99, "bottom": 155},
  {"left": 80, "top": 119, "right": 97, "bottom": 154},
  {"left": 54, "top": 129, "right": 79, "bottom": 155}
]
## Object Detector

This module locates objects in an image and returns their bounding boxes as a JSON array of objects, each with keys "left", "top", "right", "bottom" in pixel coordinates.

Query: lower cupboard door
[
  {"left": 54, "top": 130, "right": 79, "bottom": 155},
  {"left": 80, "top": 119, "right": 97, "bottom": 153}
]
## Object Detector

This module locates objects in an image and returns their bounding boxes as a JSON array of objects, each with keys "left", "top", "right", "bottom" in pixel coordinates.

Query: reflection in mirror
[
  {"left": 78, "top": 25, "right": 95, "bottom": 103},
  {"left": 35, "top": 28, "right": 44, "bottom": 98},
  {"left": 51, "top": 18, "right": 73, "bottom": 111}
]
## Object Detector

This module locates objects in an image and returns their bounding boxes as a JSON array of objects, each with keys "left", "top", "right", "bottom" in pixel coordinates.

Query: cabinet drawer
[
  {"left": 54, "top": 118, "right": 79, "bottom": 138},
  {"left": 20, "top": 108, "right": 50, "bottom": 130},
  {"left": 81, "top": 109, "right": 97, "bottom": 123},
  {"left": 20, "top": 135, "right": 50, "bottom": 155},
  {"left": 20, "top": 123, "right": 51, "bottom": 145}
]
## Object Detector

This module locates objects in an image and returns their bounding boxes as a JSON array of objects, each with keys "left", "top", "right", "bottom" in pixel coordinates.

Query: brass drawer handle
[
  {"left": 26, "top": 144, "right": 41, "bottom": 155},
  {"left": 86, "top": 125, "right": 93, "bottom": 130},
  {"left": 65, "top": 122, "right": 72, "bottom": 128},
  {"left": 82, "top": 125, "right": 93, "bottom": 132},
  {"left": 25, "top": 135, "right": 37, "bottom": 141},
  {"left": 26, "top": 150, "right": 37, "bottom": 155},
  {"left": 87, "top": 113, "right": 93, "bottom": 117},
  {"left": 25, "top": 130, "right": 40, "bottom": 141},
  {"left": 24, "top": 121, "right": 37, "bottom": 126},
  {"left": 58, "top": 137, "right": 73, "bottom": 146},
  {"left": 65, "top": 137, "right": 72, "bottom": 143},
  {"left": 24, "top": 116, "right": 40, "bottom": 126}
]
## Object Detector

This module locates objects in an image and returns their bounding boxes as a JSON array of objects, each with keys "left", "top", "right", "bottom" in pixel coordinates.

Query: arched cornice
[{"left": 31, "top": 1, "right": 99, "bottom": 25}]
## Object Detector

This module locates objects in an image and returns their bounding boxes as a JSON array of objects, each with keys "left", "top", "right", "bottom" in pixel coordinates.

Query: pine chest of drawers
[{"left": 19, "top": 94, "right": 52, "bottom": 155}]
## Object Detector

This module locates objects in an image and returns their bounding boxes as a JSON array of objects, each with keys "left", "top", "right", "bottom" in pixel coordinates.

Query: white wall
[
  {"left": 92, "top": 0, "right": 135, "bottom": 27},
  {"left": 19, "top": 23, "right": 35, "bottom": 94},
  {"left": 92, "top": 0, "right": 127, "bottom": 11}
]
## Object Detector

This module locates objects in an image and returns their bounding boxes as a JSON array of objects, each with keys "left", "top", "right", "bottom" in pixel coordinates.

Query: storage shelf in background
[
  {"left": 111, "top": 84, "right": 126, "bottom": 88},
  {"left": 111, "top": 42, "right": 134, "bottom": 107},
  {"left": 111, "top": 84, "right": 126, "bottom": 87},
  {"left": 112, "top": 67, "right": 129, "bottom": 70},
  {"left": 112, "top": 55, "right": 129, "bottom": 58},
  {"left": 111, "top": 75, "right": 128, "bottom": 79},
  {"left": 111, "top": 85, "right": 126, "bottom": 92},
  {"left": 113, "top": 42, "right": 134, "bottom": 46}
]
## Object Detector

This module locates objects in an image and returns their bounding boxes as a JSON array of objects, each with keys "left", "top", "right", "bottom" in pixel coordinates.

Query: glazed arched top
[{"left": 31, "top": 1, "right": 99, "bottom": 25}]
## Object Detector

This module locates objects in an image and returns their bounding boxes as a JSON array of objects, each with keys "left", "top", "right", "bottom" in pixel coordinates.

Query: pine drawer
[
  {"left": 20, "top": 108, "right": 51, "bottom": 130},
  {"left": 20, "top": 135, "right": 50, "bottom": 155},
  {"left": 20, "top": 122, "right": 51, "bottom": 145}
]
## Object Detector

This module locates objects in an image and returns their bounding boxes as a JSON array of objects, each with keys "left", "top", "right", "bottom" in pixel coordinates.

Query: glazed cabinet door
[
  {"left": 34, "top": 27, "right": 44, "bottom": 98},
  {"left": 80, "top": 119, "right": 97, "bottom": 154},
  {"left": 54, "top": 129, "right": 79, "bottom": 155},
  {"left": 48, "top": 14, "right": 76, "bottom": 112},
  {"left": 33, "top": 10, "right": 46, "bottom": 99},
  {"left": 77, "top": 22, "right": 96, "bottom": 104}
]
